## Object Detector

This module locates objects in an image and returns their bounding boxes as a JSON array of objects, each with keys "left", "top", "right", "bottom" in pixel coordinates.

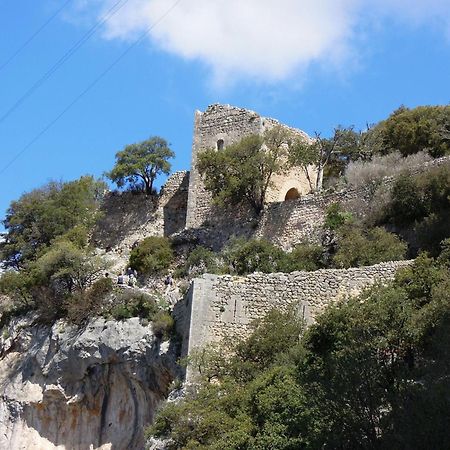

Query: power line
[
  {"left": 0, "top": 0, "right": 130, "bottom": 126},
  {"left": 0, "top": 0, "right": 73, "bottom": 73},
  {"left": 0, "top": 0, "right": 183, "bottom": 177}
]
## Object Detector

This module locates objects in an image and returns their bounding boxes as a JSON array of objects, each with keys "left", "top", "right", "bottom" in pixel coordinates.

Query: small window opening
[
  {"left": 217, "top": 139, "right": 224, "bottom": 151},
  {"left": 285, "top": 188, "right": 301, "bottom": 201}
]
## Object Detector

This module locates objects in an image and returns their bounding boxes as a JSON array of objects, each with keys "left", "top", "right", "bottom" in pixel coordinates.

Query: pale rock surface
[{"left": 0, "top": 315, "right": 179, "bottom": 450}]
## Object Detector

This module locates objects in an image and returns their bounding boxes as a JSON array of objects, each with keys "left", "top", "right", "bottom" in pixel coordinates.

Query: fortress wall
[
  {"left": 160, "top": 171, "right": 190, "bottom": 236},
  {"left": 186, "top": 105, "right": 264, "bottom": 228},
  {"left": 92, "top": 171, "right": 189, "bottom": 255},
  {"left": 256, "top": 184, "right": 372, "bottom": 249},
  {"left": 183, "top": 260, "right": 412, "bottom": 371},
  {"left": 185, "top": 104, "right": 312, "bottom": 229}
]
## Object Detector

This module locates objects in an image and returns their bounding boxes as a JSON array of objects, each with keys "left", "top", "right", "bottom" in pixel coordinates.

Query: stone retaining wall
[{"left": 179, "top": 260, "right": 413, "bottom": 373}]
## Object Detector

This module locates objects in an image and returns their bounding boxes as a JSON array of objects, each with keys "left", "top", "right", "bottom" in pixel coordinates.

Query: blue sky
[{"left": 0, "top": 0, "right": 450, "bottom": 228}]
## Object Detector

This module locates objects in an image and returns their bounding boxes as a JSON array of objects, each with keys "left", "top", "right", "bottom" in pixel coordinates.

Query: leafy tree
[
  {"left": 289, "top": 126, "right": 361, "bottom": 191},
  {"left": 1, "top": 176, "right": 106, "bottom": 267},
  {"left": 197, "top": 129, "right": 288, "bottom": 213},
  {"left": 106, "top": 136, "right": 174, "bottom": 194},
  {"left": 368, "top": 105, "right": 450, "bottom": 157},
  {"left": 129, "top": 236, "right": 173, "bottom": 275}
]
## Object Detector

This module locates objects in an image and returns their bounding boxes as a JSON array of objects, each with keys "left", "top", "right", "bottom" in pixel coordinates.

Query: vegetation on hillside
[
  {"left": 1, "top": 176, "right": 106, "bottom": 267},
  {"left": 148, "top": 250, "right": 450, "bottom": 449}
]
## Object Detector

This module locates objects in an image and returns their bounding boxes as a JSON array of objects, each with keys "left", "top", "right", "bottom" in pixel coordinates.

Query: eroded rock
[{"left": 0, "top": 315, "right": 179, "bottom": 450}]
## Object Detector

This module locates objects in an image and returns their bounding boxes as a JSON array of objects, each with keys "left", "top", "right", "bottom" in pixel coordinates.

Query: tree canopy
[
  {"left": 1, "top": 176, "right": 106, "bottom": 267},
  {"left": 106, "top": 136, "right": 174, "bottom": 194},
  {"left": 289, "top": 126, "right": 361, "bottom": 191},
  {"left": 367, "top": 105, "right": 450, "bottom": 158},
  {"left": 197, "top": 127, "right": 289, "bottom": 213}
]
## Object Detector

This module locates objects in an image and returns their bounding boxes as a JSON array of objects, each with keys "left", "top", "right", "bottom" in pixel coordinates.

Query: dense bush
[
  {"left": 324, "top": 202, "right": 354, "bottom": 230},
  {"left": 151, "top": 310, "right": 175, "bottom": 340},
  {"left": 224, "top": 238, "right": 287, "bottom": 275},
  {"left": 182, "top": 246, "right": 220, "bottom": 277},
  {"left": 149, "top": 254, "right": 450, "bottom": 449},
  {"left": 284, "top": 243, "right": 325, "bottom": 272},
  {"left": 1, "top": 176, "right": 106, "bottom": 266},
  {"left": 129, "top": 236, "right": 174, "bottom": 275},
  {"left": 332, "top": 225, "right": 407, "bottom": 268},
  {"left": 368, "top": 164, "right": 450, "bottom": 255},
  {"left": 367, "top": 105, "right": 450, "bottom": 157},
  {"left": 109, "top": 290, "right": 158, "bottom": 321},
  {"left": 0, "top": 239, "right": 109, "bottom": 323}
]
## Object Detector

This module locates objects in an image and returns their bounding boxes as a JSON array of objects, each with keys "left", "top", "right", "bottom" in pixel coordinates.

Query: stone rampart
[{"left": 179, "top": 260, "right": 412, "bottom": 374}]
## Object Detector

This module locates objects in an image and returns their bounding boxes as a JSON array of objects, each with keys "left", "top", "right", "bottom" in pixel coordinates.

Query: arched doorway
[
  {"left": 284, "top": 187, "right": 300, "bottom": 201},
  {"left": 216, "top": 139, "right": 224, "bottom": 151}
]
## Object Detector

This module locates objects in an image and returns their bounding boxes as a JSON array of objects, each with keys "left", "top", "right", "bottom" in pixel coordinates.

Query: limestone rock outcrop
[{"left": 0, "top": 315, "right": 179, "bottom": 450}]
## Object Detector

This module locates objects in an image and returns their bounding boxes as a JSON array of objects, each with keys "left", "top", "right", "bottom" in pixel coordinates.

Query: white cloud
[{"left": 71, "top": 0, "right": 450, "bottom": 84}]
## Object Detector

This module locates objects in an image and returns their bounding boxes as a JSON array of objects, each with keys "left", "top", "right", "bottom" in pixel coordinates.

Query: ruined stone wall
[
  {"left": 160, "top": 171, "right": 190, "bottom": 236},
  {"left": 181, "top": 260, "right": 412, "bottom": 370},
  {"left": 257, "top": 156, "right": 450, "bottom": 250},
  {"left": 92, "top": 171, "right": 189, "bottom": 258},
  {"left": 185, "top": 104, "right": 312, "bottom": 228}
]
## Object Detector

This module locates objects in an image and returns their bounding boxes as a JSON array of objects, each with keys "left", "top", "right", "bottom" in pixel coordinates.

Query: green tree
[
  {"left": 106, "top": 136, "right": 174, "bottom": 194},
  {"left": 129, "top": 236, "right": 173, "bottom": 275},
  {"left": 368, "top": 105, "right": 450, "bottom": 157},
  {"left": 1, "top": 176, "right": 106, "bottom": 267},
  {"left": 197, "top": 129, "right": 288, "bottom": 214},
  {"left": 289, "top": 126, "right": 361, "bottom": 191}
]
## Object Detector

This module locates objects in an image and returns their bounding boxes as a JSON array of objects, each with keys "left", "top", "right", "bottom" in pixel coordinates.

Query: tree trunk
[
  {"left": 145, "top": 177, "right": 154, "bottom": 195},
  {"left": 316, "top": 166, "right": 324, "bottom": 191}
]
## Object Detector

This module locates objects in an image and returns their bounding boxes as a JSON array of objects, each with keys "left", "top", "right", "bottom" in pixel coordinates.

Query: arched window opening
[
  {"left": 285, "top": 187, "right": 300, "bottom": 201},
  {"left": 216, "top": 139, "right": 224, "bottom": 151}
]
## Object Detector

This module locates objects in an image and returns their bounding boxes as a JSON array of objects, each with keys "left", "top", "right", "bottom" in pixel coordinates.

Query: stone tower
[{"left": 185, "top": 104, "right": 315, "bottom": 229}]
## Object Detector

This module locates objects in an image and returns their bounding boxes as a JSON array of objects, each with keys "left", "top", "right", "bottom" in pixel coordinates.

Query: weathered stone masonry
[
  {"left": 178, "top": 260, "right": 412, "bottom": 374},
  {"left": 186, "top": 104, "right": 313, "bottom": 229}
]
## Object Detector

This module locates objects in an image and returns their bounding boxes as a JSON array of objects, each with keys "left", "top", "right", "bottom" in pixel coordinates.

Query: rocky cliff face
[{"left": 0, "top": 315, "right": 179, "bottom": 450}]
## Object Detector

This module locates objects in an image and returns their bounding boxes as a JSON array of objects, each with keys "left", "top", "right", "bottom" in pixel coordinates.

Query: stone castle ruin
[
  {"left": 95, "top": 104, "right": 450, "bottom": 377},
  {"left": 4, "top": 105, "right": 448, "bottom": 449},
  {"left": 186, "top": 104, "right": 316, "bottom": 228}
]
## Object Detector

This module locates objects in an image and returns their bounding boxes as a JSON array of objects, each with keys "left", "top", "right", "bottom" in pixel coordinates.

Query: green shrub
[
  {"left": 324, "top": 203, "right": 354, "bottom": 230},
  {"left": 333, "top": 225, "right": 407, "bottom": 268},
  {"left": 129, "top": 236, "right": 173, "bottom": 275},
  {"left": 224, "top": 238, "right": 286, "bottom": 275},
  {"left": 284, "top": 244, "right": 325, "bottom": 272},
  {"left": 151, "top": 310, "right": 174, "bottom": 340},
  {"left": 110, "top": 290, "right": 158, "bottom": 320},
  {"left": 183, "top": 246, "right": 220, "bottom": 277}
]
